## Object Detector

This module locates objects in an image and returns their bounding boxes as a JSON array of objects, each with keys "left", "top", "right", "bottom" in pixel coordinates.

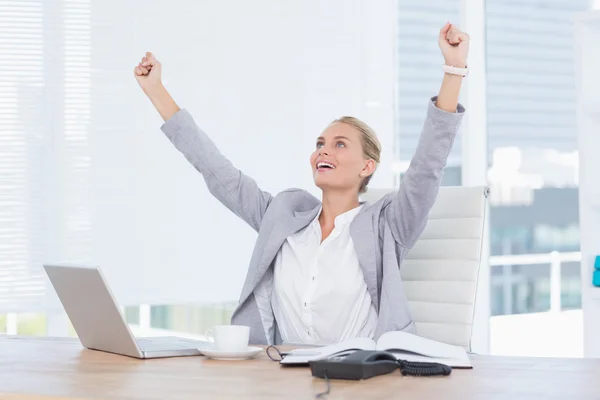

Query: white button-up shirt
[{"left": 272, "top": 205, "right": 378, "bottom": 345}]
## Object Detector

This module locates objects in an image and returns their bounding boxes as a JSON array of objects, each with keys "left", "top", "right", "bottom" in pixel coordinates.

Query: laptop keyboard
[{"left": 137, "top": 337, "right": 207, "bottom": 351}]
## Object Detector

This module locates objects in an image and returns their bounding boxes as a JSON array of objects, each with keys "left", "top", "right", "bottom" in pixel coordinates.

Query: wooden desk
[{"left": 0, "top": 336, "right": 597, "bottom": 399}]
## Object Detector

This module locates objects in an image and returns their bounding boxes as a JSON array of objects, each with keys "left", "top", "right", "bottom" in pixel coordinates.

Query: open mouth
[{"left": 316, "top": 161, "right": 336, "bottom": 172}]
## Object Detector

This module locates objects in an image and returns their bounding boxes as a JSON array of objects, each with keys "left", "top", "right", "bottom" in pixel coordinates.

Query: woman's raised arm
[{"left": 134, "top": 52, "right": 273, "bottom": 232}]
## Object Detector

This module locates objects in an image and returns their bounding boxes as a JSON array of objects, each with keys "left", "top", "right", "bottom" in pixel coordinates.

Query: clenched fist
[
  {"left": 134, "top": 52, "right": 163, "bottom": 94},
  {"left": 438, "top": 22, "right": 469, "bottom": 68}
]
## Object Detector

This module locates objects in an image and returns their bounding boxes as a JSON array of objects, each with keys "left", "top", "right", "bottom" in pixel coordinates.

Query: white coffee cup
[{"left": 205, "top": 325, "right": 250, "bottom": 352}]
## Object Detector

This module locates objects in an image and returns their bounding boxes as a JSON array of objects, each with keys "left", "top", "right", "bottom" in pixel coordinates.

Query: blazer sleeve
[
  {"left": 161, "top": 109, "right": 272, "bottom": 232},
  {"left": 384, "top": 96, "right": 465, "bottom": 248}
]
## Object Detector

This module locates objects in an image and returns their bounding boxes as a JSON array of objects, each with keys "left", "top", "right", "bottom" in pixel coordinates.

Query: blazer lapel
[
  {"left": 350, "top": 204, "right": 379, "bottom": 312},
  {"left": 256, "top": 205, "right": 322, "bottom": 282},
  {"left": 236, "top": 204, "right": 322, "bottom": 309}
]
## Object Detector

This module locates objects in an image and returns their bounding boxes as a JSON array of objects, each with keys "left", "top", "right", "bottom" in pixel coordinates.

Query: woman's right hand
[
  {"left": 134, "top": 52, "right": 163, "bottom": 95},
  {"left": 133, "top": 51, "right": 180, "bottom": 121}
]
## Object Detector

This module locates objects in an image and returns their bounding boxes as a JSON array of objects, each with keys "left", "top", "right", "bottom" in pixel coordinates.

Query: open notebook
[{"left": 280, "top": 331, "right": 472, "bottom": 368}]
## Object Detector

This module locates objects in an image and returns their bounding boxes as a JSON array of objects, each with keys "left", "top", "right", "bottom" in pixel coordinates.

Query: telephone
[{"left": 309, "top": 350, "right": 452, "bottom": 380}]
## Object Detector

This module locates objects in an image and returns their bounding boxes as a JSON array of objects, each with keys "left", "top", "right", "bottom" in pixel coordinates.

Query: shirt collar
[
  {"left": 311, "top": 204, "right": 364, "bottom": 228},
  {"left": 334, "top": 204, "right": 364, "bottom": 226}
]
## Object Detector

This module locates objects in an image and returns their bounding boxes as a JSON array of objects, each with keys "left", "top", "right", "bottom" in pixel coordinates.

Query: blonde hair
[{"left": 332, "top": 116, "right": 381, "bottom": 193}]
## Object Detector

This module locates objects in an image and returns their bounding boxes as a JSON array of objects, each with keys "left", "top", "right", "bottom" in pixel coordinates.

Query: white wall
[
  {"left": 460, "top": 0, "right": 490, "bottom": 355},
  {"left": 575, "top": 10, "right": 600, "bottom": 357},
  {"left": 83, "top": 0, "right": 397, "bottom": 305}
]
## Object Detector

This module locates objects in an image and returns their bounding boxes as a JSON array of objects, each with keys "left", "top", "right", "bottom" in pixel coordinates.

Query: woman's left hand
[{"left": 438, "top": 22, "right": 469, "bottom": 68}]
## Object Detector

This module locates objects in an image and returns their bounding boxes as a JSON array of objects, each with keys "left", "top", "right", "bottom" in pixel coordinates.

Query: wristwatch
[{"left": 442, "top": 64, "right": 469, "bottom": 77}]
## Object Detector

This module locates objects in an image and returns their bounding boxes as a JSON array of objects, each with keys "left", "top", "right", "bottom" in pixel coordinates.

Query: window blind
[
  {"left": 61, "top": 0, "right": 92, "bottom": 262},
  {"left": 0, "top": 0, "right": 92, "bottom": 312},
  {"left": 0, "top": 0, "right": 47, "bottom": 312}
]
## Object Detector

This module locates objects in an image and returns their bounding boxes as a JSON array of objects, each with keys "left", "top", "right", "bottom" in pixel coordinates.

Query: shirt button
[
  {"left": 304, "top": 302, "right": 308, "bottom": 307},
  {"left": 312, "top": 277, "right": 316, "bottom": 281}
]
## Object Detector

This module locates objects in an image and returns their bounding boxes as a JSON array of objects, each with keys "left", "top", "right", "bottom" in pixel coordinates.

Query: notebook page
[
  {"left": 280, "top": 337, "right": 376, "bottom": 364},
  {"left": 375, "top": 331, "right": 470, "bottom": 364}
]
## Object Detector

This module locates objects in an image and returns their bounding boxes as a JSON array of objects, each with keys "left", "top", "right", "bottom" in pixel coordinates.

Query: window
[
  {"left": 0, "top": 0, "right": 92, "bottom": 332},
  {"left": 0, "top": 0, "right": 48, "bottom": 314}
]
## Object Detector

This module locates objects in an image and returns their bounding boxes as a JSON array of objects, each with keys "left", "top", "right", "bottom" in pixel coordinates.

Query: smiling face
[{"left": 310, "top": 119, "right": 378, "bottom": 195}]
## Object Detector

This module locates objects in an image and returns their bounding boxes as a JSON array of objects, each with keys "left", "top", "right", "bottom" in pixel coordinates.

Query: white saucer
[{"left": 201, "top": 346, "right": 263, "bottom": 361}]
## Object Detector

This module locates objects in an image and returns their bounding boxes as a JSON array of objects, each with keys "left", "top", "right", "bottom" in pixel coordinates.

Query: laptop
[{"left": 43, "top": 264, "right": 213, "bottom": 359}]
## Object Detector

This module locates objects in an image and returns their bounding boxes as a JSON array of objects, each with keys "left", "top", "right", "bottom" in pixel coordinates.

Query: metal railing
[{"left": 489, "top": 251, "right": 581, "bottom": 314}]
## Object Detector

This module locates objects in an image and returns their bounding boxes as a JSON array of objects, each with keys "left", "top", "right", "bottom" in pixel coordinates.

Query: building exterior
[
  {"left": 396, "top": 0, "right": 590, "bottom": 162},
  {"left": 395, "top": 0, "right": 590, "bottom": 316}
]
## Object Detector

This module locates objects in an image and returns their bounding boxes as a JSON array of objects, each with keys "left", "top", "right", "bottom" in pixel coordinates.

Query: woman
[{"left": 134, "top": 22, "right": 469, "bottom": 346}]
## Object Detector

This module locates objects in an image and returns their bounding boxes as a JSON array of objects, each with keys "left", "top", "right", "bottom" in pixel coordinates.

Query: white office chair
[{"left": 362, "top": 186, "right": 489, "bottom": 350}]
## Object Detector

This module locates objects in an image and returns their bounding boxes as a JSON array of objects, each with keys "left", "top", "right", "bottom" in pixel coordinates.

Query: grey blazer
[{"left": 160, "top": 96, "right": 465, "bottom": 345}]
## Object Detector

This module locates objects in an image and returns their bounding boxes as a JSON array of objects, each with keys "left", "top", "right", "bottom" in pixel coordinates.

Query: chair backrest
[{"left": 361, "top": 186, "right": 489, "bottom": 350}]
